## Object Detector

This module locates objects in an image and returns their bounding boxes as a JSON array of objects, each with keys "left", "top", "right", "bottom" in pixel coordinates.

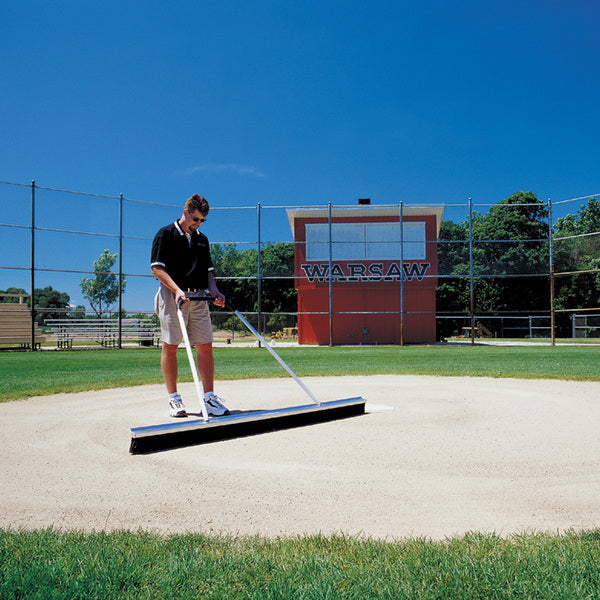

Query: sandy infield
[{"left": 1, "top": 375, "right": 599, "bottom": 540}]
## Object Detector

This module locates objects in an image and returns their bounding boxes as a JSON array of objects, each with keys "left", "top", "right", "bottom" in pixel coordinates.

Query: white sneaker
[
  {"left": 204, "top": 393, "right": 229, "bottom": 416},
  {"left": 169, "top": 396, "right": 187, "bottom": 418}
]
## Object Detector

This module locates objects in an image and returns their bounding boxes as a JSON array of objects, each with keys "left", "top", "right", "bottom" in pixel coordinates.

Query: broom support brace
[
  {"left": 233, "top": 310, "right": 320, "bottom": 406},
  {"left": 181, "top": 294, "right": 320, "bottom": 407}
]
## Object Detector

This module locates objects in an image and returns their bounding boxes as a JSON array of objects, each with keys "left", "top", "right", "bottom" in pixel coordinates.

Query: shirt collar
[{"left": 174, "top": 220, "right": 186, "bottom": 236}]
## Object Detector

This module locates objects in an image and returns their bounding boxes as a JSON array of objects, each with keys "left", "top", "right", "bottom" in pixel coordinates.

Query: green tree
[
  {"left": 260, "top": 243, "right": 296, "bottom": 331},
  {"left": 34, "top": 286, "right": 71, "bottom": 324},
  {"left": 0, "top": 286, "right": 71, "bottom": 323},
  {"left": 472, "top": 192, "right": 549, "bottom": 314},
  {"left": 437, "top": 220, "right": 470, "bottom": 313},
  {"left": 211, "top": 243, "right": 253, "bottom": 329},
  {"left": 211, "top": 241, "right": 296, "bottom": 332},
  {"left": 436, "top": 192, "right": 551, "bottom": 337},
  {"left": 553, "top": 197, "right": 600, "bottom": 313},
  {"left": 461, "top": 192, "right": 549, "bottom": 314},
  {"left": 0, "top": 287, "right": 28, "bottom": 303},
  {"left": 80, "top": 249, "right": 126, "bottom": 317},
  {"left": 472, "top": 191, "right": 549, "bottom": 275}
]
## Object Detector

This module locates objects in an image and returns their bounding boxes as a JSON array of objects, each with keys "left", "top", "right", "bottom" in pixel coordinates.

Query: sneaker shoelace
[{"left": 206, "top": 395, "right": 224, "bottom": 408}]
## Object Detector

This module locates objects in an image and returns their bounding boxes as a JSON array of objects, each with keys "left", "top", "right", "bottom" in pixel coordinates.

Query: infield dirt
[{"left": 1, "top": 375, "right": 599, "bottom": 540}]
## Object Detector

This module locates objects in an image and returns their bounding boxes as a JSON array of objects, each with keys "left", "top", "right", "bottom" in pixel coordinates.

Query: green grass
[
  {"left": 0, "top": 344, "right": 599, "bottom": 401},
  {"left": 2, "top": 529, "right": 600, "bottom": 599}
]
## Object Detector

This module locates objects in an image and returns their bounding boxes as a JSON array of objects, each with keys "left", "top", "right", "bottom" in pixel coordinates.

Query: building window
[{"left": 305, "top": 222, "right": 426, "bottom": 261}]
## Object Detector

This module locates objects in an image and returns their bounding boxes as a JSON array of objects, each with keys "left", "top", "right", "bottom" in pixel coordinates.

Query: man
[{"left": 151, "top": 194, "right": 229, "bottom": 418}]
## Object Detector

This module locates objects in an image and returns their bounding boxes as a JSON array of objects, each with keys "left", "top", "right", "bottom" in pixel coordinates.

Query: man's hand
[
  {"left": 212, "top": 292, "right": 226, "bottom": 308},
  {"left": 175, "top": 289, "right": 188, "bottom": 306},
  {"left": 207, "top": 271, "right": 225, "bottom": 307}
]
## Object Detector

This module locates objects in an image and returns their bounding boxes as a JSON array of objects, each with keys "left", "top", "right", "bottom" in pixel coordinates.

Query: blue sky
[{"left": 1, "top": 1, "right": 599, "bottom": 311}]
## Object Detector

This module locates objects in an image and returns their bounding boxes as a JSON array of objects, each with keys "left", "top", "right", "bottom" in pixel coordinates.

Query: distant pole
[
  {"left": 328, "top": 202, "right": 333, "bottom": 346},
  {"left": 468, "top": 197, "right": 475, "bottom": 346},
  {"left": 257, "top": 202, "right": 262, "bottom": 343},
  {"left": 30, "top": 180, "right": 37, "bottom": 350},
  {"left": 399, "top": 201, "right": 405, "bottom": 346},
  {"left": 118, "top": 193, "right": 123, "bottom": 348},
  {"left": 547, "top": 198, "right": 555, "bottom": 346}
]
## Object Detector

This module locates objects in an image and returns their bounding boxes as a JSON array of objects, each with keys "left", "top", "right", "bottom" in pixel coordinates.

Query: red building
[{"left": 287, "top": 205, "right": 444, "bottom": 345}]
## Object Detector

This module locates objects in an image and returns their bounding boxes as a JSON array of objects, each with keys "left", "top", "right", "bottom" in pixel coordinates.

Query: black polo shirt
[{"left": 151, "top": 221, "right": 214, "bottom": 290}]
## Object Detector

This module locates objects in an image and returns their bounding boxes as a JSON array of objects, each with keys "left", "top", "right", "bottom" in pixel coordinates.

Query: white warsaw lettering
[{"left": 300, "top": 262, "right": 431, "bottom": 282}]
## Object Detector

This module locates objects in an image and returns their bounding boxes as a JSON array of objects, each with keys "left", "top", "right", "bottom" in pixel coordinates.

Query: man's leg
[
  {"left": 194, "top": 343, "right": 214, "bottom": 393},
  {"left": 161, "top": 342, "right": 179, "bottom": 394},
  {"left": 194, "top": 342, "right": 228, "bottom": 415}
]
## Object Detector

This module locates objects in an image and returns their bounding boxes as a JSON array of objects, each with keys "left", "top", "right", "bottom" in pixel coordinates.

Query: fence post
[
  {"left": 257, "top": 202, "right": 262, "bottom": 342},
  {"left": 468, "top": 197, "right": 475, "bottom": 345},
  {"left": 399, "top": 201, "right": 405, "bottom": 346},
  {"left": 547, "top": 198, "right": 555, "bottom": 346},
  {"left": 327, "top": 202, "right": 334, "bottom": 346},
  {"left": 118, "top": 193, "right": 124, "bottom": 348},
  {"left": 30, "top": 180, "right": 37, "bottom": 351}
]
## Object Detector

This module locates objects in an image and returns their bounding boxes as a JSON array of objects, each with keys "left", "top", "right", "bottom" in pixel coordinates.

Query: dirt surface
[{"left": 1, "top": 375, "right": 599, "bottom": 540}]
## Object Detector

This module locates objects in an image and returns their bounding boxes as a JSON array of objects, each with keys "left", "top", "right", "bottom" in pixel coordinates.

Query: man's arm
[
  {"left": 151, "top": 266, "right": 188, "bottom": 306},
  {"left": 207, "top": 271, "right": 226, "bottom": 307},
  {"left": 152, "top": 266, "right": 225, "bottom": 308}
]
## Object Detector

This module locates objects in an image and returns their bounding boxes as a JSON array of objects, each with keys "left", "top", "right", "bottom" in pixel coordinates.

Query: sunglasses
[{"left": 192, "top": 216, "right": 207, "bottom": 223}]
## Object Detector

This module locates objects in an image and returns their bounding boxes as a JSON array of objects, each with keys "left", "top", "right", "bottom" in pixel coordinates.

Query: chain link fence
[{"left": 0, "top": 180, "right": 598, "bottom": 349}]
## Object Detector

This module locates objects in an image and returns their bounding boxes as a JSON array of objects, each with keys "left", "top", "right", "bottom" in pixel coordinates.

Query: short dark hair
[{"left": 185, "top": 194, "right": 209, "bottom": 215}]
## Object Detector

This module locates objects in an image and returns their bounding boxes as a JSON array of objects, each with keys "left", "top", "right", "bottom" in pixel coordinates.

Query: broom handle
[
  {"left": 234, "top": 310, "right": 320, "bottom": 406},
  {"left": 176, "top": 300, "right": 210, "bottom": 421}
]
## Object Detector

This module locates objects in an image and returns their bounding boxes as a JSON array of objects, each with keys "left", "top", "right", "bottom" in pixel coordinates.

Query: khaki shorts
[{"left": 154, "top": 285, "right": 214, "bottom": 346}]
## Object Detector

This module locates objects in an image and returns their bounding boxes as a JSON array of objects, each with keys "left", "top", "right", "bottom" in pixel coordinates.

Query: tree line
[
  {"left": 437, "top": 192, "right": 599, "bottom": 336},
  {"left": 1, "top": 249, "right": 126, "bottom": 323}
]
